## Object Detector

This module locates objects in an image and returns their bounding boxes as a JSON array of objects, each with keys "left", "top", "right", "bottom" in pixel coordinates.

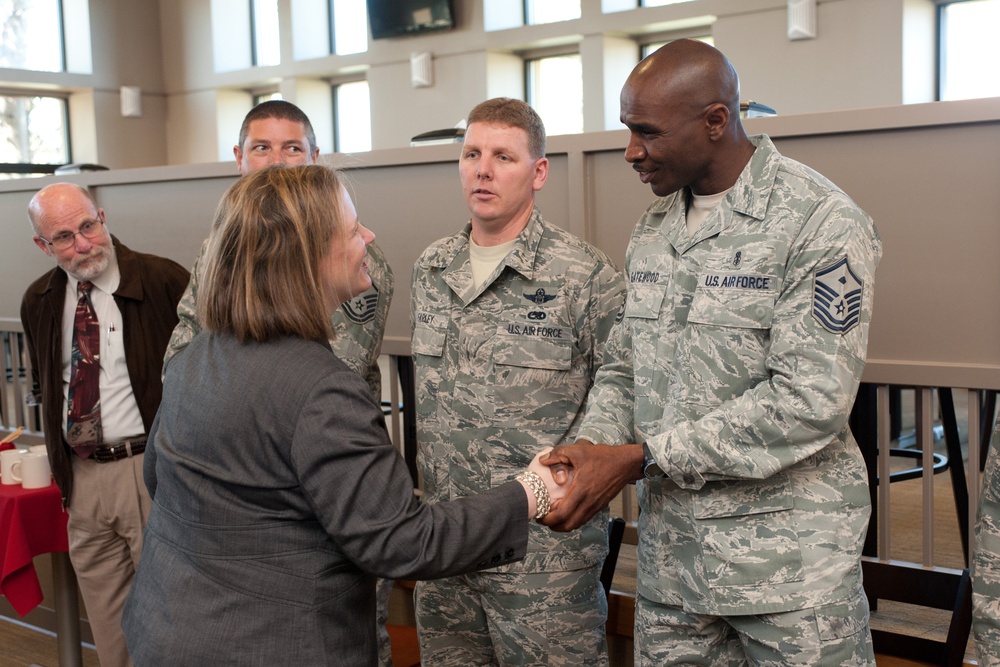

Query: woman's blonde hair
[{"left": 199, "top": 164, "right": 346, "bottom": 343}]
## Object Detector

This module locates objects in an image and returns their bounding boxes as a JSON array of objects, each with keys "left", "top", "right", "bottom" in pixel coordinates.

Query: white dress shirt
[{"left": 60, "top": 250, "right": 145, "bottom": 442}]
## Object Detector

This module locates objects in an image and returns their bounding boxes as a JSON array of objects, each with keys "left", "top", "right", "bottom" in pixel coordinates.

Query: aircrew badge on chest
[
  {"left": 812, "top": 256, "right": 862, "bottom": 334},
  {"left": 523, "top": 288, "right": 556, "bottom": 304},
  {"left": 342, "top": 286, "right": 379, "bottom": 324}
]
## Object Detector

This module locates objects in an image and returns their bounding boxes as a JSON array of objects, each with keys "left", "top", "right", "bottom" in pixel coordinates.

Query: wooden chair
[{"left": 862, "top": 557, "right": 972, "bottom": 667}]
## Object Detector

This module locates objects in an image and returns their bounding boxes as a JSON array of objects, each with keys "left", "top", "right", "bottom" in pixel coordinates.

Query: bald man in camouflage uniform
[
  {"left": 541, "top": 40, "right": 882, "bottom": 666},
  {"left": 973, "top": 420, "right": 1000, "bottom": 666},
  {"left": 410, "top": 98, "right": 625, "bottom": 666}
]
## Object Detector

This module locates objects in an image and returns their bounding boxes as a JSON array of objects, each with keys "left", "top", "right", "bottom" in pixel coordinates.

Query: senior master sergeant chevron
[{"left": 541, "top": 39, "right": 883, "bottom": 666}]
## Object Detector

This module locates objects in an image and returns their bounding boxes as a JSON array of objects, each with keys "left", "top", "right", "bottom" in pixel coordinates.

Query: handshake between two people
[{"left": 521, "top": 440, "right": 646, "bottom": 533}]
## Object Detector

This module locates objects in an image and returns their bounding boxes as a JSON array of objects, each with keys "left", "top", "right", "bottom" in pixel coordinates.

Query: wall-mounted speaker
[{"left": 788, "top": 0, "right": 817, "bottom": 40}]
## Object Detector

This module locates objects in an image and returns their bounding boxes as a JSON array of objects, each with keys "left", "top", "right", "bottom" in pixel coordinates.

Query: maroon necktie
[{"left": 66, "top": 281, "right": 102, "bottom": 458}]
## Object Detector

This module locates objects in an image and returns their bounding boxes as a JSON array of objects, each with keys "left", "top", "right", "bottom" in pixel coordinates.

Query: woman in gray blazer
[{"left": 121, "top": 165, "right": 563, "bottom": 666}]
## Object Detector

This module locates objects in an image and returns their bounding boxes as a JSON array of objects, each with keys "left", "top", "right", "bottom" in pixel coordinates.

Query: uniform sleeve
[
  {"left": 974, "top": 425, "right": 1000, "bottom": 664},
  {"left": 653, "top": 195, "right": 882, "bottom": 488},
  {"left": 328, "top": 242, "right": 393, "bottom": 401},
  {"left": 291, "top": 369, "right": 529, "bottom": 580},
  {"left": 162, "top": 240, "right": 206, "bottom": 373},
  {"left": 578, "top": 235, "right": 640, "bottom": 447}
]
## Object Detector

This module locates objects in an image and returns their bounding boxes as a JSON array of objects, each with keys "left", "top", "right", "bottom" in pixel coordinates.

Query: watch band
[{"left": 642, "top": 441, "right": 664, "bottom": 479}]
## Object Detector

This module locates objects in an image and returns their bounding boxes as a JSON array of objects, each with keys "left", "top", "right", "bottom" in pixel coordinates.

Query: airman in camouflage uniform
[
  {"left": 163, "top": 101, "right": 393, "bottom": 399},
  {"left": 542, "top": 40, "right": 881, "bottom": 666},
  {"left": 973, "top": 420, "right": 1000, "bottom": 666},
  {"left": 411, "top": 98, "right": 625, "bottom": 666},
  {"left": 162, "top": 100, "right": 395, "bottom": 666}
]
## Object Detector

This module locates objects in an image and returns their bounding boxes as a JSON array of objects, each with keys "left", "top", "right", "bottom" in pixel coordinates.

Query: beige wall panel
[
  {"left": 92, "top": 177, "right": 237, "bottom": 270},
  {"left": 2, "top": 102, "right": 998, "bottom": 388},
  {"left": 368, "top": 52, "right": 491, "bottom": 151},
  {"left": 715, "top": 0, "right": 905, "bottom": 115},
  {"left": 166, "top": 91, "right": 226, "bottom": 165},
  {"left": 3, "top": 190, "right": 53, "bottom": 315},
  {"left": 586, "top": 149, "right": 658, "bottom": 268},
  {"left": 88, "top": 0, "right": 166, "bottom": 91},
  {"left": 768, "top": 125, "right": 1000, "bottom": 388},
  {"left": 92, "top": 91, "right": 169, "bottom": 170}
]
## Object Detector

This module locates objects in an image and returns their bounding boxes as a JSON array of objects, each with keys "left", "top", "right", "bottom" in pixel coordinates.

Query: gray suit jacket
[{"left": 122, "top": 333, "right": 528, "bottom": 666}]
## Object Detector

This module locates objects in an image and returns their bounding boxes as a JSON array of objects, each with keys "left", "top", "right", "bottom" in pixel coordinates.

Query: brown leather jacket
[{"left": 19, "top": 237, "right": 188, "bottom": 505}]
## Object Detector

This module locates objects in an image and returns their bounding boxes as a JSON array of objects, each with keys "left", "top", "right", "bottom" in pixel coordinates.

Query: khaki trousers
[{"left": 68, "top": 454, "right": 151, "bottom": 667}]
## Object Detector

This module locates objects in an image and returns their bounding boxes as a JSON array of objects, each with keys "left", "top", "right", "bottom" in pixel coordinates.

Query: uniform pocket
[
  {"left": 688, "top": 287, "right": 775, "bottom": 329},
  {"left": 490, "top": 335, "right": 578, "bottom": 427},
  {"left": 625, "top": 283, "right": 665, "bottom": 320},
  {"left": 693, "top": 476, "right": 804, "bottom": 589},
  {"left": 412, "top": 322, "right": 446, "bottom": 357}
]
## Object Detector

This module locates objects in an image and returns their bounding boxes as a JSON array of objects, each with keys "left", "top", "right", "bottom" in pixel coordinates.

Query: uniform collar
[{"left": 437, "top": 208, "right": 547, "bottom": 306}]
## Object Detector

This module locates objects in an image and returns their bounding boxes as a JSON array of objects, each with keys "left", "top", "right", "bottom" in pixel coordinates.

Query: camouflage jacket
[
  {"left": 973, "top": 421, "right": 1000, "bottom": 666},
  {"left": 164, "top": 239, "right": 393, "bottom": 400},
  {"left": 411, "top": 209, "right": 626, "bottom": 572},
  {"left": 579, "top": 135, "right": 883, "bottom": 614}
]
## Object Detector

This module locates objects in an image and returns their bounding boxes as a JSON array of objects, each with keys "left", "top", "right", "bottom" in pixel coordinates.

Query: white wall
[
  {"left": 0, "top": 0, "right": 944, "bottom": 169},
  {"left": 154, "top": 0, "right": 941, "bottom": 165}
]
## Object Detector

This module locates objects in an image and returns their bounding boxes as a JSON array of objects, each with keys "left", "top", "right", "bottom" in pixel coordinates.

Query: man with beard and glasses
[{"left": 20, "top": 183, "right": 188, "bottom": 667}]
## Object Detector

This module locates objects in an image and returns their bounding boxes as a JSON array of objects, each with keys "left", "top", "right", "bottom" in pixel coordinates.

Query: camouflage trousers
[
  {"left": 414, "top": 567, "right": 609, "bottom": 666},
  {"left": 634, "top": 590, "right": 874, "bottom": 666},
  {"left": 376, "top": 577, "right": 393, "bottom": 667}
]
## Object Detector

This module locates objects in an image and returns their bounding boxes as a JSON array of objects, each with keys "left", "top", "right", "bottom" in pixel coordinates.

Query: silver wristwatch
[{"left": 642, "top": 442, "right": 664, "bottom": 479}]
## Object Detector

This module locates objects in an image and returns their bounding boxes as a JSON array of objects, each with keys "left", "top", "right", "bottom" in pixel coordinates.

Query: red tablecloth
[{"left": 0, "top": 480, "right": 69, "bottom": 616}]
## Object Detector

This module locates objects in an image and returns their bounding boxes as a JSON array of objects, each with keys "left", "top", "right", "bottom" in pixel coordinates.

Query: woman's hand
[
  {"left": 528, "top": 447, "right": 572, "bottom": 503},
  {"left": 515, "top": 447, "right": 574, "bottom": 521}
]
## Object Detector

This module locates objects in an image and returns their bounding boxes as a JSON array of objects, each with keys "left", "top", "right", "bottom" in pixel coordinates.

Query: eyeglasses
[{"left": 38, "top": 219, "right": 105, "bottom": 250}]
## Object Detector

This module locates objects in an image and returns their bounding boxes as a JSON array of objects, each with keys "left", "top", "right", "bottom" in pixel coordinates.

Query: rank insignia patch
[
  {"left": 342, "top": 286, "right": 379, "bottom": 324},
  {"left": 812, "top": 256, "right": 862, "bottom": 334}
]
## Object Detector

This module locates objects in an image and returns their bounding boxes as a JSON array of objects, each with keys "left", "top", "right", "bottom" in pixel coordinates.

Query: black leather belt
[{"left": 92, "top": 438, "right": 146, "bottom": 464}]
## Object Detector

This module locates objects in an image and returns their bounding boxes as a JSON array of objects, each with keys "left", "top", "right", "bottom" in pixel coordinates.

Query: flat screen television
[{"left": 367, "top": 0, "right": 456, "bottom": 40}]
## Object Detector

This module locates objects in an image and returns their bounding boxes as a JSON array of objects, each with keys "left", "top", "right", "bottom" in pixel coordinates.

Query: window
[
  {"left": 0, "top": 93, "right": 70, "bottom": 178},
  {"left": 938, "top": 0, "right": 1000, "bottom": 101},
  {"left": 0, "top": 0, "right": 65, "bottom": 72},
  {"left": 252, "top": 0, "right": 280, "bottom": 66},
  {"left": 526, "top": 0, "right": 580, "bottom": 25},
  {"left": 334, "top": 81, "right": 371, "bottom": 152},
  {"left": 332, "top": 0, "right": 367, "bottom": 55},
  {"left": 526, "top": 54, "right": 583, "bottom": 136}
]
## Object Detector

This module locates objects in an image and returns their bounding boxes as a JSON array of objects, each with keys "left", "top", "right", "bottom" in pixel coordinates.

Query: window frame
[
  {"left": 935, "top": 0, "right": 1000, "bottom": 101},
  {"left": 523, "top": 0, "right": 581, "bottom": 26},
  {"left": 331, "top": 77, "right": 372, "bottom": 153},
  {"left": 249, "top": 0, "right": 280, "bottom": 67},
  {"left": 0, "top": 90, "right": 72, "bottom": 177},
  {"left": 0, "top": 0, "right": 68, "bottom": 73},
  {"left": 523, "top": 47, "right": 584, "bottom": 137}
]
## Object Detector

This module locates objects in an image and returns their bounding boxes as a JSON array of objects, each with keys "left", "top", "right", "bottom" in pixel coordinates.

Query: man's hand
[{"left": 538, "top": 440, "right": 644, "bottom": 532}]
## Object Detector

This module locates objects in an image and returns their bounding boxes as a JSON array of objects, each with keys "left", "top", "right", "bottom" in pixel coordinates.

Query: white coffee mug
[
  {"left": 29, "top": 444, "right": 47, "bottom": 456},
  {"left": 12, "top": 451, "right": 51, "bottom": 489},
  {"left": 1, "top": 449, "right": 21, "bottom": 485}
]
